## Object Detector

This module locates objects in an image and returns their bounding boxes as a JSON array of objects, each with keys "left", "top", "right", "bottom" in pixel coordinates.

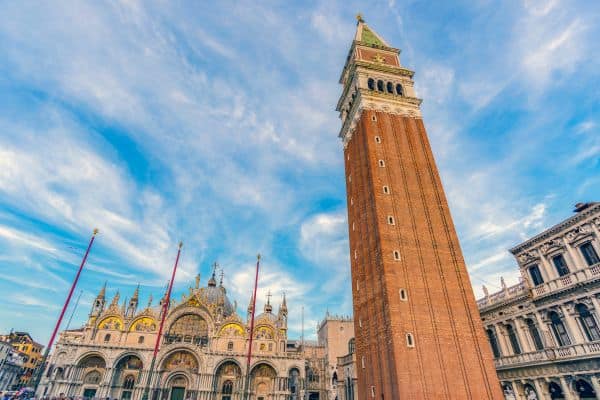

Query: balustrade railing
[
  {"left": 494, "top": 340, "right": 600, "bottom": 368},
  {"left": 530, "top": 262, "right": 600, "bottom": 299}
]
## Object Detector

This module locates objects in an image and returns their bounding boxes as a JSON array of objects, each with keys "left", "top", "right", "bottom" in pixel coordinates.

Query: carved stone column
[
  {"left": 532, "top": 379, "right": 549, "bottom": 399},
  {"left": 495, "top": 323, "right": 511, "bottom": 356},
  {"left": 559, "top": 304, "right": 585, "bottom": 344},
  {"left": 590, "top": 375, "right": 600, "bottom": 399},
  {"left": 559, "top": 376, "right": 577, "bottom": 400},
  {"left": 513, "top": 317, "right": 533, "bottom": 353}
]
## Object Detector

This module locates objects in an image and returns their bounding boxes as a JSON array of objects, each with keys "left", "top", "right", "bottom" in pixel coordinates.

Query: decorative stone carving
[
  {"left": 540, "top": 238, "right": 564, "bottom": 255},
  {"left": 565, "top": 224, "right": 593, "bottom": 243}
]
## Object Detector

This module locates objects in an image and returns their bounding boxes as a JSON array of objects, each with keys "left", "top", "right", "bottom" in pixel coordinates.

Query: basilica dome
[{"left": 196, "top": 273, "right": 235, "bottom": 316}]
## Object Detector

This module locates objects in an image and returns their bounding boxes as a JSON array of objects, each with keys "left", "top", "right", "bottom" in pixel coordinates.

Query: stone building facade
[
  {"left": 0, "top": 340, "right": 26, "bottom": 391},
  {"left": 0, "top": 331, "right": 43, "bottom": 388},
  {"left": 38, "top": 272, "right": 320, "bottom": 400},
  {"left": 337, "top": 16, "right": 502, "bottom": 399},
  {"left": 479, "top": 202, "right": 600, "bottom": 399}
]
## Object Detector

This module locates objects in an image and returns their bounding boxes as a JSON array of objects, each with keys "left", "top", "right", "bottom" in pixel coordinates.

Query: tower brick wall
[{"left": 338, "top": 18, "right": 502, "bottom": 399}]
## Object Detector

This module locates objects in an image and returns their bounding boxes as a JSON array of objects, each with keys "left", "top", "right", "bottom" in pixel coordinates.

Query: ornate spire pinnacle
[
  {"left": 110, "top": 290, "right": 120, "bottom": 306},
  {"left": 208, "top": 262, "right": 218, "bottom": 287},
  {"left": 247, "top": 293, "right": 254, "bottom": 313},
  {"left": 132, "top": 284, "right": 140, "bottom": 300},
  {"left": 264, "top": 290, "right": 273, "bottom": 313},
  {"left": 281, "top": 292, "right": 287, "bottom": 312},
  {"left": 219, "top": 269, "right": 224, "bottom": 287},
  {"left": 97, "top": 281, "right": 107, "bottom": 299},
  {"left": 147, "top": 293, "right": 153, "bottom": 308},
  {"left": 195, "top": 273, "right": 201, "bottom": 289}
]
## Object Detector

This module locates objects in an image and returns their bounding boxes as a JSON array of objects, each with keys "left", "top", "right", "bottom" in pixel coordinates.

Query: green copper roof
[{"left": 361, "top": 26, "right": 384, "bottom": 47}]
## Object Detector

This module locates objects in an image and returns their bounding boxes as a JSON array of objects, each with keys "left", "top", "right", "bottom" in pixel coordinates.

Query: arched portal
[
  {"left": 523, "top": 383, "right": 538, "bottom": 400},
  {"left": 549, "top": 381, "right": 565, "bottom": 399},
  {"left": 77, "top": 354, "right": 107, "bottom": 400},
  {"left": 112, "top": 355, "right": 143, "bottom": 400},
  {"left": 168, "top": 375, "right": 189, "bottom": 400},
  {"left": 575, "top": 379, "right": 596, "bottom": 399},
  {"left": 288, "top": 368, "right": 300, "bottom": 400},
  {"left": 250, "top": 363, "right": 276, "bottom": 400},
  {"left": 213, "top": 361, "right": 242, "bottom": 400}
]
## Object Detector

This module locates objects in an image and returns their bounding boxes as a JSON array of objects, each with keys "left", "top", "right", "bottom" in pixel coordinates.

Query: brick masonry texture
[{"left": 343, "top": 110, "right": 503, "bottom": 399}]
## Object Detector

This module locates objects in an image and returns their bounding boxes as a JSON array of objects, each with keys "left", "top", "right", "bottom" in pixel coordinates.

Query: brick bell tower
[{"left": 337, "top": 16, "right": 502, "bottom": 399}]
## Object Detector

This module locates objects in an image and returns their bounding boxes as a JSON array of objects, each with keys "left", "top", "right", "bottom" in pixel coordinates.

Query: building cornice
[
  {"left": 510, "top": 203, "right": 600, "bottom": 255},
  {"left": 338, "top": 90, "right": 422, "bottom": 147}
]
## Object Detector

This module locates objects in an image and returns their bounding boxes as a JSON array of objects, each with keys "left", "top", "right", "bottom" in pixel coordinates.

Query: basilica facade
[{"left": 38, "top": 272, "right": 321, "bottom": 400}]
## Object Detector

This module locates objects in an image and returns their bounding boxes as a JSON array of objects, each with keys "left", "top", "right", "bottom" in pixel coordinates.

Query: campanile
[{"left": 337, "top": 17, "right": 502, "bottom": 399}]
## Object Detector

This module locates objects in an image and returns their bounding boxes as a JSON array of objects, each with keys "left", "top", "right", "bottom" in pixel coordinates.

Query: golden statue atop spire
[{"left": 356, "top": 13, "right": 364, "bottom": 23}]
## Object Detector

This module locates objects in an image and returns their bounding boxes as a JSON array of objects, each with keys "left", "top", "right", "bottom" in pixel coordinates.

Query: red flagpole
[
  {"left": 153, "top": 241, "right": 183, "bottom": 357},
  {"left": 244, "top": 254, "right": 261, "bottom": 400},
  {"left": 33, "top": 228, "right": 98, "bottom": 394},
  {"left": 142, "top": 242, "right": 183, "bottom": 400}
]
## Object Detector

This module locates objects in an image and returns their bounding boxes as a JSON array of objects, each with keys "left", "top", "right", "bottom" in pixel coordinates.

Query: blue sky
[{"left": 0, "top": 0, "right": 598, "bottom": 345}]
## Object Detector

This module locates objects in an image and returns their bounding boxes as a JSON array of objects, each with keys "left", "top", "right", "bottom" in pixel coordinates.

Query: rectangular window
[
  {"left": 528, "top": 264, "right": 544, "bottom": 286},
  {"left": 378, "top": 160, "right": 385, "bottom": 167},
  {"left": 552, "top": 254, "right": 570, "bottom": 276},
  {"left": 370, "top": 386, "right": 375, "bottom": 398},
  {"left": 375, "top": 136, "right": 381, "bottom": 143},
  {"left": 361, "top": 356, "right": 365, "bottom": 369},
  {"left": 580, "top": 242, "right": 600, "bottom": 266},
  {"left": 393, "top": 251, "right": 401, "bottom": 261},
  {"left": 387, "top": 216, "right": 395, "bottom": 225},
  {"left": 383, "top": 186, "right": 389, "bottom": 194}
]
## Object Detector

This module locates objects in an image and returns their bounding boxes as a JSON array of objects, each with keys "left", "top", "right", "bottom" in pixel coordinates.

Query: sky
[{"left": 0, "top": 0, "right": 599, "bottom": 345}]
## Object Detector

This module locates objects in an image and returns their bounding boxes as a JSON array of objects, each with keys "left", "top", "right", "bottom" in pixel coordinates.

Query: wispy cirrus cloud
[{"left": 0, "top": 0, "right": 598, "bottom": 342}]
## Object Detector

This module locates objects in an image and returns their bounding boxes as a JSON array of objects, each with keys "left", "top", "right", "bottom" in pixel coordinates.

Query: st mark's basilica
[{"left": 38, "top": 271, "right": 333, "bottom": 400}]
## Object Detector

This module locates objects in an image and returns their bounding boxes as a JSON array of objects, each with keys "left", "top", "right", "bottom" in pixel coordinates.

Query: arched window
[
  {"left": 396, "top": 84, "right": 404, "bottom": 96},
  {"left": 525, "top": 319, "right": 544, "bottom": 350},
  {"left": 486, "top": 328, "right": 501, "bottom": 358},
  {"left": 548, "top": 382, "right": 564, "bottom": 399},
  {"left": 528, "top": 264, "right": 544, "bottom": 286},
  {"left": 386, "top": 82, "right": 393, "bottom": 93},
  {"left": 348, "top": 338, "right": 355, "bottom": 354},
  {"left": 367, "top": 78, "right": 375, "bottom": 90},
  {"left": 138, "top": 336, "right": 144, "bottom": 344},
  {"left": 575, "top": 379, "right": 597, "bottom": 399},
  {"left": 549, "top": 311, "right": 571, "bottom": 346},
  {"left": 227, "top": 341, "right": 234, "bottom": 351},
  {"left": 377, "top": 80, "right": 384, "bottom": 92},
  {"left": 288, "top": 368, "right": 300, "bottom": 395},
  {"left": 505, "top": 324, "right": 521, "bottom": 354},
  {"left": 576, "top": 304, "right": 600, "bottom": 341},
  {"left": 104, "top": 334, "right": 111, "bottom": 342},
  {"left": 552, "top": 254, "right": 569, "bottom": 276},
  {"left": 523, "top": 384, "right": 537, "bottom": 399},
  {"left": 123, "top": 375, "right": 135, "bottom": 390},
  {"left": 580, "top": 242, "right": 600, "bottom": 266}
]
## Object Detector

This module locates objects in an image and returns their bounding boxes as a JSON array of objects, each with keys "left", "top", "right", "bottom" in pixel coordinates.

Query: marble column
[
  {"left": 590, "top": 375, "right": 600, "bottom": 399},
  {"left": 514, "top": 318, "right": 533, "bottom": 353},
  {"left": 559, "top": 304, "right": 585, "bottom": 344},
  {"left": 532, "top": 379, "right": 549, "bottom": 399},
  {"left": 495, "top": 324, "right": 512, "bottom": 356},
  {"left": 559, "top": 376, "right": 577, "bottom": 400}
]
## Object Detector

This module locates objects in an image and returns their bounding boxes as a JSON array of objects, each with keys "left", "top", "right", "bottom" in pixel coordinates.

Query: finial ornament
[
  {"left": 266, "top": 290, "right": 272, "bottom": 305},
  {"left": 257, "top": 253, "right": 261, "bottom": 260},
  {"left": 356, "top": 13, "right": 364, "bottom": 23},
  {"left": 178, "top": 241, "right": 183, "bottom": 249},
  {"left": 93, "top": 228, "right": 99, "bottom": 235}
]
